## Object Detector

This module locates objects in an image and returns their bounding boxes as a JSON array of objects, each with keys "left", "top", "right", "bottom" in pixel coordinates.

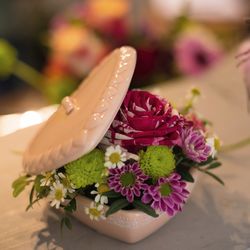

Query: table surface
[{"left": 0, "top": 52, "right": 250, "bottom": 250}]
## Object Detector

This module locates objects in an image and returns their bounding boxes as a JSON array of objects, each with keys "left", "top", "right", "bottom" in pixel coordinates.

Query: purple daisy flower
[
  {"left": 181, "top": 127, "right": 211, "bottom": 163},
  {"left": 142, "top": 173, "right": 189, "bottom": 216},
  {"left": 108, "top": 163, "right": 148, "bottom": 203}
]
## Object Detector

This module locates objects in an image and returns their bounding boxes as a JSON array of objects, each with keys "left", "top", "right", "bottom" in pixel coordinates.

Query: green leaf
[
  {"left": 102, "top": 190, "right": 122, "bottom": 198},
  {"left": 29, "top": 185, "right": 35, "bottom": 206},
  {"left": 12, "top": 175, "right": 30, "bottom": 197},
  {"left": 37, "top": 186, "right": 50, "bottom": 199},
  {"left": 178, "top": 161, "right": 194, "bottom": 168},
  {"left": 64, "top": 198, "right": 77, "bottom": 213},
  {"left": 12, "top": 183, "right": 26, "bottom": 197},
  {"left": 70, "top": 198, "right": 77, "bottom": 211},
  {"left": 206, "top": 162, "right": 222, "bottom": 170},
  {"left": 178, "top": 170, "right": 194, "bottom": 182},
  {"left": 34, "top": 175, "right": 44, "bottom": 193},
  {"left": 25, "top": 198, "right": 41, "bottom": 211},
  {"left": 175, "top": 156, "right": 184, "bottom": 166},
  {"left": 200, "top": 169, "right": 224, "bottom": 185},
  {"left": 60, "top": 216, "right": 72, "bottom": 232},
  {"left": 198, "top": 156, "right": 215, "bottom": 167},
  {"left": 64, "top": 217, "right": 72, "bottom": 230},
  {"left": 12, "top": 176, "right": 26, "bottom": 188},
  {"left": 133, "top": 200, "right": 158, "bottom": 218},
  {"left": 106, "top": 199, "right": 129, "bottom": 217}
]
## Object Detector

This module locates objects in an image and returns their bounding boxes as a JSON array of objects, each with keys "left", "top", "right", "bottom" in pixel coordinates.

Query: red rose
[{"left": 105, "top": 90, "right": 183, "bottom": 152}]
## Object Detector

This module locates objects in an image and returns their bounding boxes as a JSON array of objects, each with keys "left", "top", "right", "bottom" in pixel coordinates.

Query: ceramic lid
[{"left": 23, "top": 46, "right": 136, "bottom": 174}]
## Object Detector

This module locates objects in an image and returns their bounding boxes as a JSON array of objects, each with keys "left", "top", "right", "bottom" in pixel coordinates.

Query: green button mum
[
  {"left": 139, "top": 146, "right": 175, "bottom": 179},
  {"left": 65, "top": 149, "right": 105, "bottom": 189}
]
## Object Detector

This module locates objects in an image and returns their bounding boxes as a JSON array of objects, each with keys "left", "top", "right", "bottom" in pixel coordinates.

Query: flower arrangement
[{"left": 12, "top": 88, "right": 223, "bottom": 229}]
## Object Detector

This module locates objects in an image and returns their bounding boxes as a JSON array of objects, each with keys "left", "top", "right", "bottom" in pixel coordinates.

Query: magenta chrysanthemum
[
  {"left": 181, "top": 127, "right": 211, "bottom": 162},
  {"left": 108, "top": 163, "right": 148, "bottom": 203},
  {"left": 142, "top": 173, "right": 189, "bottom": 216},
  {"left": 106, "top": 90, "right": 183, "bottom": 152}
]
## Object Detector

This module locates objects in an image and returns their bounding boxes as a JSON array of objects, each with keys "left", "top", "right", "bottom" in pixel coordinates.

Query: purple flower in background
[
  {"left": 108, "top": 163, "right": 148, "bottom": 203},
  {"left": 106, "top": 90, "right": 183, "bottom": 152},
  {"left": 142, "top": 173, "right": 189, "bottom": 216},
  {"left": 181, "top": 127, "right": 211, "bottom": 163},
  {"left": 174, "top": 35, "right": 223, "bottom": 76}
]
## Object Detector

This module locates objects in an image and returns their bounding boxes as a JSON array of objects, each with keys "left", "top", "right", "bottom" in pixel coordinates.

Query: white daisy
[
  {"left": 127, "top": 152, "right": 139, "bottom": 161},
  {"left": 55, "top": 172, "right": 66, "bottom": 180},
  {"left": 85, "top": 202, "right": 106, "bottom": 221},
  {"left": 206, "top": 136, "right": 220, "bottom": 158},
  {"left": 48, "top": 181, "right": 67, "bottom": 209},
  {"left": 90, "top": 183, "right": 109, "bottom": 205},
  {"left": 54, "top": 172, "right": 75, "bottom": 193},
  {"left": 40, "top": 170, "right": 56, "bottom": 186},
  {"left": 104, "top": 145, "right": 127, "bottom": 169},
  {"left": 66, "top": 183, "right": 76, "bottom": 194}
]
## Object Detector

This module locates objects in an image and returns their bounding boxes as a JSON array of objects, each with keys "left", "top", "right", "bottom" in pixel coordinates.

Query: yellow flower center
[
  {"left": 120, "top": 172, "right": 136, "bottom": 187},
  {"left": 159, "top": 183, "right": 172, "bottom": 197},
  {"left": 62, "top": 177, "right": 71, "bottom": 189},
  {"left": 214, "top": 138, "right": 221, "bottom": 151},
  {"left": 97, "top": 183, "right": 110, "bottom": 194},
  {"left": 45, "top": 172, "right": 52, "bottom": 180},
  {"left": 55, "top": 189, "right": 63, "bottom": 201},
  {"left": 109, "top": 152, "right": 121, "bottom": 164},
  {"left": 89, "top": 208, "right": 101, "bottom": 217}
]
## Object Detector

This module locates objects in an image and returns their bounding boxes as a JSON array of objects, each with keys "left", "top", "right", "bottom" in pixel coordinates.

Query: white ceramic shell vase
[{"left": 72, "top": 172, "right": 198, "bottom": 244}]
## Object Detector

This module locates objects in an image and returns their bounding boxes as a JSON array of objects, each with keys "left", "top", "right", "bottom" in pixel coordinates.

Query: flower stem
[
  {"left": 13, "top": 60, "right": 46, "bottom": 94},
  {"left": 219, "top": 137, "right": 250, "bottom": 153}
]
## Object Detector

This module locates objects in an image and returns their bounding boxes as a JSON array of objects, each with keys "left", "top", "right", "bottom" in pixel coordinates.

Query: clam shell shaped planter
[
  {"left": 23, "top": 46, "right": 198, "bottom": 243},
  {"left": 72, "top": 172, "right": 198, "bottom": 243}
]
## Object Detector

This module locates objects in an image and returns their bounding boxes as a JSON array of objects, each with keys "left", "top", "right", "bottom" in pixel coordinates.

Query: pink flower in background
[
  {"left": 174, "top": 31, "right": 223, "bottom": 76},
  {"left": 142, "top": 173, "right": 189, "bottom": 216},
  {"left": 106, "top": 90, "right": 183, "bottom": 152},
  {"left": 181, "top": 127, "right": 211, "bottom": 162},
  {"left": 108, "top": 163, "right": 148, "bottom": 203}
]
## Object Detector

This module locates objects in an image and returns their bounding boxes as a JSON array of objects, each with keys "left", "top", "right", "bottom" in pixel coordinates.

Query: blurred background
[{"left": 0, "top": 0, "right": 249, "bottom": 114}]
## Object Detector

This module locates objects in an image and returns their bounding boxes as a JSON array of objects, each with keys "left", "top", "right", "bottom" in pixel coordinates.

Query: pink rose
[{"left": 105, "top": 90, "right": 183, "bottom": 152}]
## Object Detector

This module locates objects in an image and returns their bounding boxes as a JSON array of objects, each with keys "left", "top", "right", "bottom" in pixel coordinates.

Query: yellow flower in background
[
  {"left": 85, "top": 0, "right": 129, "bottom": 22},
  {"left": 49, "top": 24, "right": 107, "bottom": 76},
  {"left": 50, "top": 25, "right": 87, "bottom": 54}
]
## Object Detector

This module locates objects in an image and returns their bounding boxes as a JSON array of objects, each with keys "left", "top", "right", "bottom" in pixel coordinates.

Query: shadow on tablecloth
[{"left": 31, "top": 185, "right": 250, "bottom": 250}]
